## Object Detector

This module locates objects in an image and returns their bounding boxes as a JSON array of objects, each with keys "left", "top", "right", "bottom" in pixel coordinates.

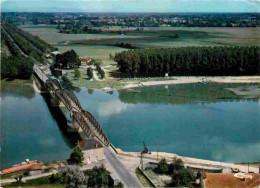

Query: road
[{"left": 104, "top": 147, "right": 142, "bottom": 188}]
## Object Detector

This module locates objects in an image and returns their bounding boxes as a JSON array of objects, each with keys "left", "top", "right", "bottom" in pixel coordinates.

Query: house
[
  {"left": 78, "top": 139, "right": 105, "bottom": 164},
  {"left": 109, "top": 173, "right": 120, "bottom": 186},
  {"left": 51, "top": 51, "right": 61, "bottom": 57},
  {"left": 0, "top": 160, "right": 42, "bottom": 175},
  {"left": 80, "top": 57, "right": 93, "bottom": 66},
  {"left": 202, "top": 173, "right": 260, "bottom": 188},
  {"left": 28, "top": 163, "right": 45, "bottom": 175}
]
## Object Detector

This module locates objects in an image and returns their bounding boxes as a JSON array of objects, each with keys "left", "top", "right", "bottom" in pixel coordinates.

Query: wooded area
[
  {"left": 1, "top": 23, "right": 55, "bottom": 79},
  {"left": 53, "top": 49, "right": 81, "bottom": 69},
  {"left": 115, "top": 46, "right": 260, "bottom": 77}
]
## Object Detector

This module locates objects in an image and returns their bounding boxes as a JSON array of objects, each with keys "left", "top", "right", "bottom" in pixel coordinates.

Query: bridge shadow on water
[{"left": 41, "top": 93, "right": 83, "bottom": 149}]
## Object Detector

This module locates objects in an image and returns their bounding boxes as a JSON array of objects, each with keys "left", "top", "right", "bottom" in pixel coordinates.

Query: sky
[{"left": 1, "top": 0, "right": 260, "bottom": 12}]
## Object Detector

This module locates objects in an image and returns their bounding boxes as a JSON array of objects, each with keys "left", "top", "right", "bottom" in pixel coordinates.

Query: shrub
[
  {"left": 171, "top": 168, "right": 195, "bottom": 187},
  {"left": 60, "top": 165, "right": 88, "bottom": 188},
  {"left": 156, "top": 158, "right": 169, "bottom": 174},
  {"left": 168, "top": 157, "right": 184, "bottom": 174},
  {"left": 87, "top": 67, "right": 93, "bottom": 79},
  {"left": 67, "top": 146, "right": 84, "bottom": 166}
]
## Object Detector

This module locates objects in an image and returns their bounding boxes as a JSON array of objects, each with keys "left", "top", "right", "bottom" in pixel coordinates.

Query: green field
[
  {"left": 22, "top": 25, "right": 260, "bottom": 46},
  {"left": 56, "top": 44, "right": 126, "bottom": 65},
  {"left": 21, "top": 25, "right": 260, "bottom": 89},
  {"left": 22, "top": 25, "right": 260, "bottom": 65}
]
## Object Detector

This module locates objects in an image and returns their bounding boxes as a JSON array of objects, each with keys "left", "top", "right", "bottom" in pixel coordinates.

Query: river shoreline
[
  {"left": 115, "top": 148, "right": 260, "bottom": 173},
  {"left": 121, "top": 76, "right": 260, "bottom": 90}
]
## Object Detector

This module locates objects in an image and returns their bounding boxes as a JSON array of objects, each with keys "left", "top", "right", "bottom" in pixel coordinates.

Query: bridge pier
[
  {"left": 50, "top": 97, "right": 61, "bottom": 107},
  {"left": 49, "top": 90, "right": 61, "bottom": 106},
  {"left": 67, "top": 113, "right": 80, "bottom": 132}
]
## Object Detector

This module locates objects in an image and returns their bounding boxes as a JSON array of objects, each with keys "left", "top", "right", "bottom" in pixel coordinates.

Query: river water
[{"left": 1, "top": 82, "right": 259, "bottom": 169}]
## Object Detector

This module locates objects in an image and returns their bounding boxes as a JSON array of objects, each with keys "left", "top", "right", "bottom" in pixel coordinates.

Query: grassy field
[
  {"left": 22, "top": 25, "right": 260, "bottom": 47},
  {"left": 56, "top": 44, "right": 126, "bottom": 65},
  {"left": 65, "top": 68, "right": 124, "bottom": 89},
  {"left": 21, "top": 25, "right": 260, "bottom": 89}
]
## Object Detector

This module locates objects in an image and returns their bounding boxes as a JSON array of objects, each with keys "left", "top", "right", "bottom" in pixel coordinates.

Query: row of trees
[
  {"left": 2, "top": 23, "right": 44, "bottom": 63},
  {"left": 1, "top": 55, "right": 34, "bottom": 79},
  {"left": 53, "top": 50, "right": 81, "bottom": 69},
  {"left": 114, "top": 46, "right": 260, "bottom": 77},
  {"left": 5, "top": 23, "right": 57, "bottom": 53},
  {"left": 1, "top": 26, "right": 21, "bottom": 56},
  {"left": 155, "top": 158, "right": 197, "bottom": 187}
]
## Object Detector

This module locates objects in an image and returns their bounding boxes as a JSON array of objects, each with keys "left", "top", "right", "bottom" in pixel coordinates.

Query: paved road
[{"left": 104, "top": 147, "right": 142, "bottom": 188}]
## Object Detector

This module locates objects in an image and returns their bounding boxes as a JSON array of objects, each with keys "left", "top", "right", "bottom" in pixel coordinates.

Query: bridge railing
[
  {"left": 83, "top": 110, "right": 109, "bottom": 145},
  {"left": 34, "top": 65, "right": 109, "bottom": 146}
]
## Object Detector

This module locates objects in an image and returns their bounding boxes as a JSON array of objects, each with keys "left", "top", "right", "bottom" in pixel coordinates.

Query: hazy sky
[{"left": 1, "top": 0, "right": 260, "bottom": 12}]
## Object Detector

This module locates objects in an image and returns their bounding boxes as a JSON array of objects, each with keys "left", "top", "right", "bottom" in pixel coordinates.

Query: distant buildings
[{"left": 80, "top": 56, "right": 93, "bottom": 66}]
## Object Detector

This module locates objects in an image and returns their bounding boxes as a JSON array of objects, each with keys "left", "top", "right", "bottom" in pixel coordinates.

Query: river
[{"left": 1, "top": 82, "right": 259, "bottom": 169}]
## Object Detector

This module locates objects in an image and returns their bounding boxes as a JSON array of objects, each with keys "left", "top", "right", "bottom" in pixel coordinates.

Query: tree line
[
  {"left": 1, "top": 26, "right": 21, "bottom": 56},
  {"left": 114, "top": 46, "right": 260, "bottom": 77},
  {"left": 2, "top": 23, "right": 44, "bottom": 63},
  {"left": 1, "top": 55, "right": 34, "bottom": 79},
  {"left": 5, "top": 23, "right": 57, "bottom": 53}
]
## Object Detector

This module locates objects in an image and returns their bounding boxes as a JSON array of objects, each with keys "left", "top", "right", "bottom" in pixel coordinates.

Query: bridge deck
[{"left": 34, "top": 65, "right": 109, "bottom": 146}]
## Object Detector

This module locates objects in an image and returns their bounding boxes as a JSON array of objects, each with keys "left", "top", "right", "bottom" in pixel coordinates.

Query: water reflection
[
  {"left": 41, "top": 93, "right": 82, "bottom": 149},
  {"left": 118, "top": 83, "right": 259, "bottom": 105},
  {"left": 1, "top": 83, "right": 35, "bottom": 99},
  {"left": 98, "top": 99, "right": 133, "bottom": 117}
]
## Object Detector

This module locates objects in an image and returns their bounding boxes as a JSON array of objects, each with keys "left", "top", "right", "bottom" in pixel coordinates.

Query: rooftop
[
  {"left": 0, "top": 161, "right": 41, "bottom": 175},
  {"left": 78, "top": 138, "right": 103, "bottom": 151},
  {"left": 203, "top": 173, "right": 260, "bottom": 188}
]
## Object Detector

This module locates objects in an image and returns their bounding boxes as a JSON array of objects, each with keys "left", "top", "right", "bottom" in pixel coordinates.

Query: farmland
[{"left": 21, "top": 25, "right": 260, "bottom": 89}]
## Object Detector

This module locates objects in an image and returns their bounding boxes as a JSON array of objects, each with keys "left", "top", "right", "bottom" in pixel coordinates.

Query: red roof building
[
  {"left": 0, "top": 161, "right": 41, "bottom": 175},
  {"left": 203, "top": 173, "right": 260, "bottom": 188}
]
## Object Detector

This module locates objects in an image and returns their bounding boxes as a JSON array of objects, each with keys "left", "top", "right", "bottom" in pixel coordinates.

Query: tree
[
  {"left": 68, "top": 146, "right": 84, "bottom": 166},
  {"left": 60, "top": 165, "right": 88, "bottom": 188},
  {"left": 171, "top": 168, "right": 195, "bottom": 187},
  {"left": 74, "top": 69, "right": 81, "bottom": 79},
  {"left": 95, "top": 63, "right": 105, "bottom": 79},
  {"left": 14, "top": 175, "right": 23, "bottom": 183},
  {"left": 54, "top": 50, "right": 81, "bottom": 69},
  {"left": 109, "top": 53, "right": 114, "bottom": 60},
  {"left": 85, "top": 165, "right": 110, "bottom": 187},
  {"left": 168, "top": 157, "right": 184, "bottom": 174},
  {"left": 1, "top": 55, "right": 34, "bottom": 79},
  {"left": 87, "top": 67, "right": 93, "bottom": 79},
  {"left": 156, "top": 158, "right": 169, "bottom": 174}
]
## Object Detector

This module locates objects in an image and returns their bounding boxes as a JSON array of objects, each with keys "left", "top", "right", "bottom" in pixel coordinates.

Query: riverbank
[
  {"left": 115, "top": 148, "right": 260, "bottom": 174},
  {"left": 122, "top": 76, "right": 260, "bottom": 89},
  {"left": 1, "top": 78, "right": 33, "bottom": 86}
]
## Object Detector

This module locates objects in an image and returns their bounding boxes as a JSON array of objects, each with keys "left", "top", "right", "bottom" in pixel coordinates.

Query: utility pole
[{"left": 140, "top": 151, "right": 143, "bottom": 170}]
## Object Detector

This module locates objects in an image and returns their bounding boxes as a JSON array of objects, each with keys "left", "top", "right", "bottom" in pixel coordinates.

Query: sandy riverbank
[
  {"left": 116, "top": 148, "right": 259, "bottom": 173},
  {"left": 123, "top": 76, "right": 260, "bottom": 89}
]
